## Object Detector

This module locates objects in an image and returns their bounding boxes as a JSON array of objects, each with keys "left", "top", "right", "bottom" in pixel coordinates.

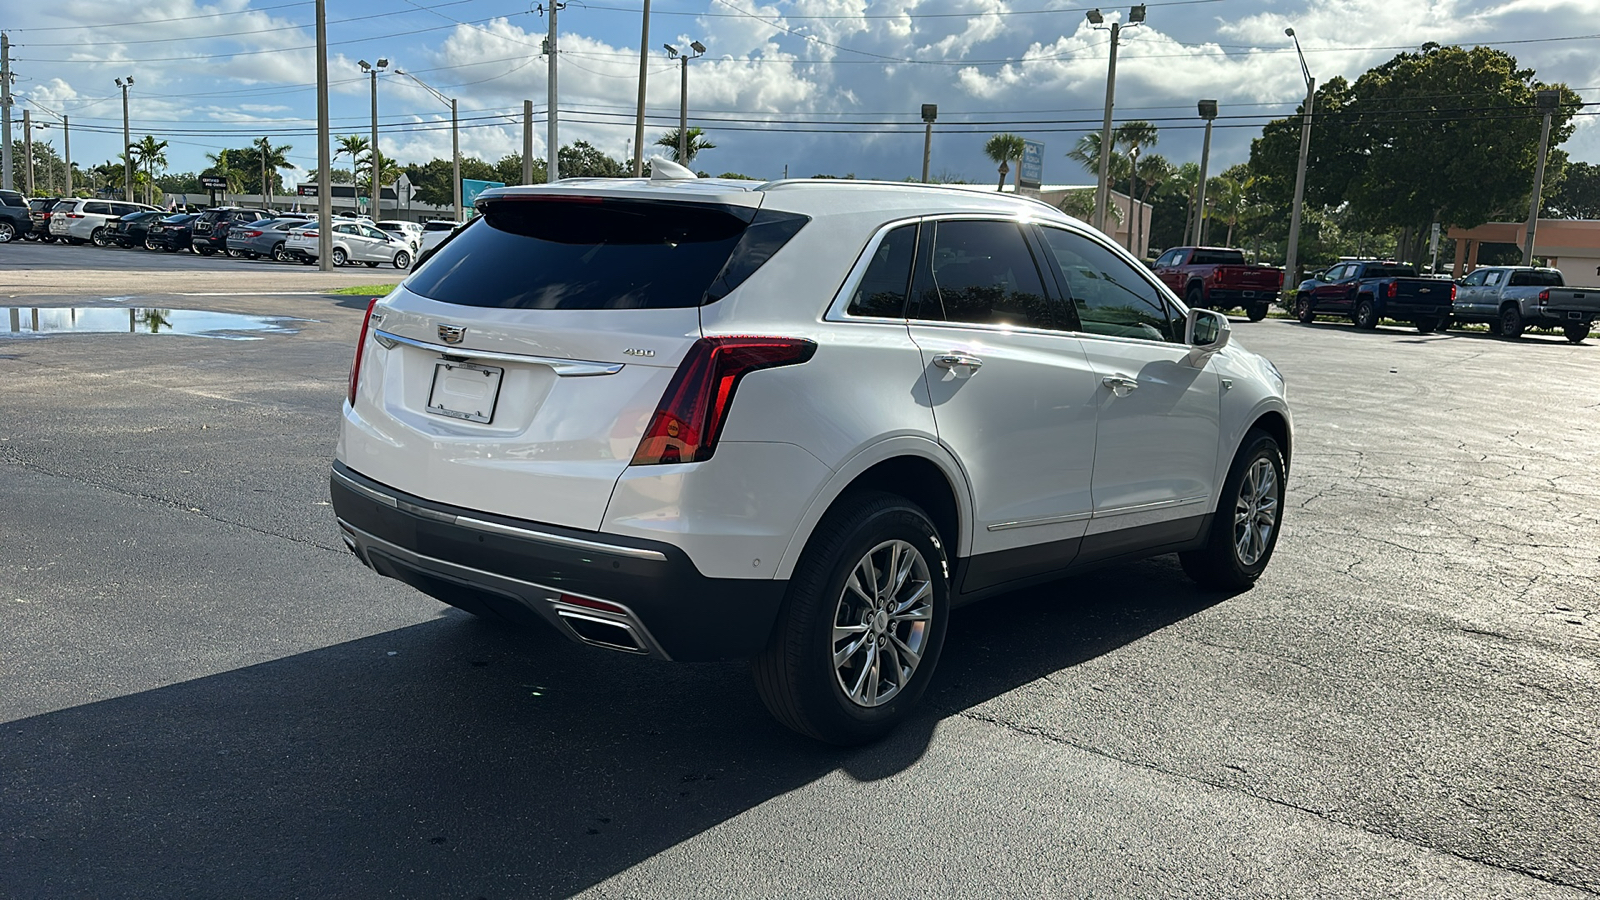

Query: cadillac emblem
[{"left": 438, "top": 324, "right": 467, "bottom": 344}]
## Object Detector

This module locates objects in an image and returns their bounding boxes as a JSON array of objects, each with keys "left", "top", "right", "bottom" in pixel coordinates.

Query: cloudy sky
[{"left": 7, "top": 0, "right": 1598, "bottom": 189}]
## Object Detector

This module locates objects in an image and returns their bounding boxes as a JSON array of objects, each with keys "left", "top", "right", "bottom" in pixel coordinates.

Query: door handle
[
  {"left": 1102, "top": 374, "right": 1139, "bottom": 396},
  {"left": 933, "top": 354, "right": 983, "bottom": 372}
]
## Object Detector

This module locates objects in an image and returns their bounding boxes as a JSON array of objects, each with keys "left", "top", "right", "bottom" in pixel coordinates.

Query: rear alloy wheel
[
  {"left": 753, "top": 491, "right": 949, "bottom": 745},
  {"left": 145, "top": 237, "right": 160, "bottom": 251},
  {"left": 1354, "top": 298, "right": 1380, "bottom": 330},
  {"left": 1500, "top": 305, "right": 1525, "bottom": 339},
  {"left": 196, "top": 246, "right": 216, "bottom": 256},
  {"left": 1180, "top": 429, "right": 1285, "bottom": 590},
  {"left": 91, "top": 227, "right": 110, "bottom": 247},
  {"left": 1296, "top": 296, "right": 1315, "bottom": 324},
  {"left": 393, "top": 250, "right": 411, "bottom": 269},
  {"left": 1415, "top": 316, "right": 1441, "bottom": 334},
  {"left": 0, "top": 222, "right": 15, "bottom": 243},
  {"left": 227, "top": 248, "right": 247, "bottom": 259},
  {"left": 1247, "top": 302, "right": 1270, "bottom": 322},
  {"left": 331, "top": 248, "right": 348, "bottom": 267},
  {"left": 1563, "top": 323, "right": 1590, "bottom": 344},
  {"left": 271, "top": 242, "right": 287, "bottom": 262}
]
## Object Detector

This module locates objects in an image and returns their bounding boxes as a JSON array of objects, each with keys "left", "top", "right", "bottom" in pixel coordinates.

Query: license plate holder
[{"left": 426, "top": 360, "right": 503, "bottom": 424}]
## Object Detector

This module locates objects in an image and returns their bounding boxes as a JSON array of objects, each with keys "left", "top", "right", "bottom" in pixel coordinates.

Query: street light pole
[
  {"left": 315, "top": 0, "right": 333, "bottom": 271},
  {"left": 396, "top": 69, "right": 462, "bottom": 220},
  {"left": 358, "top": 59, "right": 389, "bottom": 218},
  {"left": 1193, "top": 99, "right": 1218, "bottom": 245},
  {"left": 34, "top": 100, "right": 75, "bottom": 196},
  {"left": 1086, "top": 6, "right": 1144, "bottom": 234},
  {"left": 1522, "top": 89, "right": 1560, "bottom": 266},
  {"left": 1284, "top": 27, "right": 1314, "bottom": 286},
  {"left": 116, "top": 76, "right": 134, "bottom": 201},
  {"left": 543, "top": 1, "right": 563, "bottom": 182},
  {"left": 921, "top": 104, "right": 937, "bottom": 183},
  {"left": 2, "top": 32, "right": 12, "bottom": 192},
  {"left": 665, "top": 42, "right": 706, "bottom": 164}
]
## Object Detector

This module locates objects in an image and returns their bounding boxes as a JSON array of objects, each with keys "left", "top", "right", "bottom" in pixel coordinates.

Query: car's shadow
[{"left": 1, "top": 557, "right": 1228, "bottom": 898}]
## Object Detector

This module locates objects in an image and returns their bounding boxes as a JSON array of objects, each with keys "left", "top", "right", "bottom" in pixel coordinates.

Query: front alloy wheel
[
  {"left": 91, "top": 227, "right": 110, "bottom": 247},
  {"left": 1355, "top": 298, "right": 1379, "bottom": 330},
  {"left": 753, "top": 491, "right": 949, "bottom": 745},
  {"left": 1500, "top": 305, "right": 1525, "bottom": 339},
  {"left": 1180, "top": 428, "right": 1285, "bottom": 590},
  {"left": 1232, "top": 458, "right": 1280, "bottom": 567},
  {"left": 0, "top": 222, "right": 14, "bottom": 243},
  {"left": 330, "top": 248, "right": 348, "bottom": 266},
  {"left": 1296, "top": 297, "right": 1315, "bottom": 323},
  {"left": 393, "top": 250, "right": 411, "bottom": 269}
]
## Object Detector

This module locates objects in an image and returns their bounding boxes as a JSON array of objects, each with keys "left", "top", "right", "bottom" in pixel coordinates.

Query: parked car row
[
  {"left": 1295, "top": 262, "right": 1597, "bottom": 342},
  {"left": 7, "top": 197, "right": 466, "bottom": 270}
]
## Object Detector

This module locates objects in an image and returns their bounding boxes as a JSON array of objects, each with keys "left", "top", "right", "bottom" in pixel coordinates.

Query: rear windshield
[
  {"left": 1190, "top": 249, "right": 1246, "bottom": 265},
  {"left": 423, "top": 221, "right": 458, "bottom": 231},
  {"left": 53, "top": 200, "right": 76, "bottom": 212},
  {"left": 405, "top": 197, "right": 807, "bottom": 309},
  {"left": 1364, "top": 266, "right": 1417, "bottom": 279},
  {"left": 1509, "top": 269, "right": 1563, "bottom": 287}
]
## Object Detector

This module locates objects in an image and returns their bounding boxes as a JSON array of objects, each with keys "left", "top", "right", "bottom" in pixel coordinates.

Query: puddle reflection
[{"left": 4, "top": 307, "right": 308, "bottom": 341}]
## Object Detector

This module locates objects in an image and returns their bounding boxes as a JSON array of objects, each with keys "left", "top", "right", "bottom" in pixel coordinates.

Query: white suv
[
  {"left": 48, "top": 198, "right": 162, "bottom": 245},
  {"left": 332, "top": 174, "right": 1292, "bottom": 744}
]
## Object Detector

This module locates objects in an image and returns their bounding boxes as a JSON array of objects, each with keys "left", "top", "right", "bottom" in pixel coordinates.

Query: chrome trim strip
[
  {"left": 331, "top": 469, "right": 668, "bottom": 561},
  {"left": 1092, "top": 495, "right": 1209, "bottom": 518},
  {"left": 372, "top": 329, "right": 625, "bottom": 376},
  {"left": 987, "top": 511, "right": 1093, "bottom": 532}
]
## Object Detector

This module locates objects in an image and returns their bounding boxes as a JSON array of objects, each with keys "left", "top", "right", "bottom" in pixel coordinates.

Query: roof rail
[{"left": 757, "top": 178, "right": 1066, "bottom": 216}]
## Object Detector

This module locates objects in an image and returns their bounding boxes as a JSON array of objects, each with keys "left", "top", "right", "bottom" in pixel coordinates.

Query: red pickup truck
[{"left": 1151, "top": 247, "right": 1284, "bottom": 322}]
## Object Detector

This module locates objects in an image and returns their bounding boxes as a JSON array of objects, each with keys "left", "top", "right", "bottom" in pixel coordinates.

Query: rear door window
[
  {"left": 406, "top": 197, "right": 806, "bottom": 310},
  {"left": 907, "top": 219, "right": 1063, "bottom": 331}
]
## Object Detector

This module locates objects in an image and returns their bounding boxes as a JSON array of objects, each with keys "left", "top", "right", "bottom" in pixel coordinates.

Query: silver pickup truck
[{"left": 1449, "top": 266, "right": 1599, "bottom": 343}]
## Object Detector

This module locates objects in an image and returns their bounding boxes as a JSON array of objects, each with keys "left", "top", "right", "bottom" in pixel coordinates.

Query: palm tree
[
  {"left": 334, "top": 135, "right": 370, "bottom": 184},
  {"left": 355, "top": 148, "right": 402, "bottom": 200},
  {"left": 1133, "top": 153, "right": 1173, "bottom": 260},
  {"left": 254, "top": 137, "right": 293, "bottom": 209},
  {"left": 131, "top": 136, "right": 168, "bottom": 206},
  {"left": 203, "top": 149, "right": 244, "bottom": 203},
  {"left": 982, "top": 133, "right": 1026, "bottom": 192},
  {"left": 1163, "top": 161, "right": 1201, "bottom": 245},
  {"left": 1065, "top": 131, "right": 1130, "bottom": 231},
  {"left": 654, "top": 127, "right": 716, "bottom": 165},
  {"left": 1113, "top": 121, "right": 1158, "bottom": 252}
]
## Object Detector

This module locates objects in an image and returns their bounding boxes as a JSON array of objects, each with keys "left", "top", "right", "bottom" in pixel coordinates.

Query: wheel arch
[
  {"left": 773, "top": 437, "right": 972, "bottom": 580},
  {"left": 1249, "top": 409, "right": 1292, "bottom": 475}
]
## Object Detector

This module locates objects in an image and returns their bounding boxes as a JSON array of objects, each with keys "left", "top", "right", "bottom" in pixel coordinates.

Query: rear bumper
[
  {"left": 1205, "top": 288, "right": 1279, "bottom": 305},
  {"left": 1381, "top": 300, "right": 1450, "bottom": 320},
  {"left": 330, "top": 462, "right": 786, "bottom": 662}
]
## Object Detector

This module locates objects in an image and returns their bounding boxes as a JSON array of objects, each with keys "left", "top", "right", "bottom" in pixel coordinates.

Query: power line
[{"left": 17, "top": 1, "right": 482, "bottom": 47}]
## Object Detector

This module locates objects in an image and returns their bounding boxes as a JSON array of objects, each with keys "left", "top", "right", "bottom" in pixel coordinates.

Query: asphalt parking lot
[{"left": 2, "top": 257, "right": 1597, "bottom": 898}]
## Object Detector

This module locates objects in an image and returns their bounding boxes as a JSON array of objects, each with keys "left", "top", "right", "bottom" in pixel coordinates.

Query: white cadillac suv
[{"left": 332, "top": 167, "right": 1292, "bottom": 744}]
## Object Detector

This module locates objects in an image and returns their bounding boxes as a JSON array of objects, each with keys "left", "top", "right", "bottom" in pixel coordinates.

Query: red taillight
[
  {"left": 301, "top": 230, "right": 318, "bottom": 238},
  {"left": 66, "top": 213, "right": 85, "bottom": 219},
  {"left": 1452, "top": 283, "right": 1459, "bottom": 301},
  {"left": 243, "top": 230, "right": 263, "bottom": 238},
  {"left": 631, "top": 336, "right": 818, "bottom": 466},
  {"left": 1538, "top": 289, "right": 1550, "bottom": 303},
  {"left": 348, "top": 298, "right": 380, "bottom": 406},
  {"left": 1386, "top": 282, "right": 1398, "bottom": 298}
]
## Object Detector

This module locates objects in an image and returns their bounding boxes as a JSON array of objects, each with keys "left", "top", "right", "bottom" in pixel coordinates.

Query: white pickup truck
[{"left": 1449, "top": 266, "right": 1599, "bottom": 343}]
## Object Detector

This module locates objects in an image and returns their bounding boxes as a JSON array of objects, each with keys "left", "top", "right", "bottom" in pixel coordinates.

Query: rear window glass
[
  {"left": 1364, "top": 266, "right": 1416, "bottom": 279},
  {"left": 406, "top": 198, "right": 805, "bottom": 310},
  {"left": 1190, "top": 249, "right": 1246, "bottom": 265},
  {"left": 1509, "top": 270, "right": 1563, "bottom": 287},
  {"left": 423, "top": 221, "right": 458, "bottom": 231},
  {"left": 0, "top": 191, "right": 25, "bottom": 208}
]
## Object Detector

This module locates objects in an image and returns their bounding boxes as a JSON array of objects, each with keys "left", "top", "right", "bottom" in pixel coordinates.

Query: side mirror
[{"left": 1186, "top": 307, "right": 1231, "bottom": 352}]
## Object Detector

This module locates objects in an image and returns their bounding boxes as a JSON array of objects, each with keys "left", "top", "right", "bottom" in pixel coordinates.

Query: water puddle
[{"left": 3, "top": 307, "right": 310, "bottom": 341}]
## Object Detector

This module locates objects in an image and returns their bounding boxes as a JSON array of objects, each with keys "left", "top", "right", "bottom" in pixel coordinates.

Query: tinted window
[
  {"left": 908, "top": 220, "right": 1059, "bottom": 330},
  {"left": 1365, "top": 266, "right": 1417, "bottom": 279},
  {"left": 1190, "top": 249, "right": 1247, "bottom": 265},
  {"left": 847, "top": 224, "right": 917, "bottom": 318},
  {"left": 1509, "top": 269, "right": 1562, "bottom": 287},
  {"left": 1460, "top": 270, "right": 1485, "bottom": 286},
  {"left": 423, "top": 221, "right": 458, "bottom": 232},
  {"left": 1038, "top": 226, "right": 1177, "bottom": 342},
  {"left": 335, "top": 224, "right": 358, "bottom": 235},
  {"left": 1153, "top": 249, "right": 1182, "bottom": 268},
  {"left": 406, "top": 198, "right": 770, "bottom": 310},
  {"left": 85, "top": 202, "right": 112, "bottom": 215},
  {"left": 0, "top": 191, "right": 26, "bottom": 208},
  {"left": 704, "top": 210, "right": 810, "bottom": 303}
]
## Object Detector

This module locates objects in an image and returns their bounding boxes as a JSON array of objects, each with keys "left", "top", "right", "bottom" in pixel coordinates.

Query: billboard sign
[
  {"left": 463, "top": 179, "right": 506, "bottom": 212},
  {"left": 200, "top": 175, "right": 229, "bottom": 189},
  {"left": 1019, "top": 140, "right": 1044, "bottom": 190}
]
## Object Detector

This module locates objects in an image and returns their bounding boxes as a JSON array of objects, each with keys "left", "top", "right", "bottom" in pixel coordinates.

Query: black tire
[
  {"left": 145, "top": 237, "right": 160, "bottom": 251},
  {"left": 41, "top": 234, "right": 56, "bottom": 244},
  {"left": 1295, "top": 296, "right": 1315, "bottom": 324},
  {"left": 1436, "top": 316, "right": 1451, "bottom": 332},
  {"left": 393, "top": 250, "right": 411, "bottom": 269},
  {"left": 65, "top": 237, "right": 85, "bottom": 245},
  {"left": 752, "top": 491, "right": 950, "bottom": 745},
  {"left": 20, "top": 229, "right": 36, "bottom": 242},
  {"left": 1415, "top": 316, "right": 1441, "bottom": 334},
  {"left": 364, "top": 260, "right": 379, "bottom": 268},
  {"left": 0, "top": 222, "right": 16, "bottom": 243},
  {"left": 1499, "top": 305, "right": 1524, "bottom": 339},
  {"left": 1186, "top": 285, "right": 1205, "bottom": 310},
  {"left": 271, "top": 242, "right": 286, "bottom": 262},
  {"left": 163, "top": 244, "right": 179, "bottom": 253},
  {"left": 331, "top": 248, "right": 348, "bottom": 267},
  {"left": 1354, "top": 297, "right": 1379, "bottom": 330},
  {"left": 1179, "top": 429, "right": 1286, "bottom": 590},
  {"left": 301, "top": 257, "right": 316, "bottom": 266},
  {"left": 227, "top": 248, "right": 247, "bottom": 259},
  {"left": 1247, "top": 302, "right": 1269, "bottom": 322},
  {"left": 1563, "top": 323, "right": 1590, "bottom": 344},
  {"left": 90, "top": 227, "right": 109, "bottom": 247},
  {"left": 196, "top": 246, "right": 215, "bottom": 256}
]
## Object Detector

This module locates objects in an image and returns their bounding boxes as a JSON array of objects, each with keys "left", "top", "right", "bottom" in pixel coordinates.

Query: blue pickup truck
[{"left": 1294, "top": 261, "right": 1455, "bottom": 333}]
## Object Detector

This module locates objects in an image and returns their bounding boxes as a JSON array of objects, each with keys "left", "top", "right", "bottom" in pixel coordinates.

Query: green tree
[
  {"left": 1114, "top": 121, "right": 1158, "bottom": 250},
  {"left": 334, "top": 135, "right": 369, "bottom": 184},
  {"left": 1545, "top": 161, "right": 1600, "bottom": 219},
  {"left": 9, "top": 138, "right": 69, "bottom": 196},
  {"left": 558, "top": 141, "right": 627, "bottom": 178},
  {"left": 654, "top": 128, "right": 715, "bottom": 165},
  {"left": 130, "top": 135, "right": 168, "bottom": 206},
  {"left": 1133, "top": 153, "right": 1173, "bottom": 258},
  {"left": 982, "top": 133, "right": 1026, "bottom": 191},
  {"left": 203, "top": 149, "right": 245, "bottom": 199},
  {"left": 253, "top": 137, "right": 293, "bottom": 208},
  {"left": 402, "top": 156, "right": 499, "bottom": 207}
]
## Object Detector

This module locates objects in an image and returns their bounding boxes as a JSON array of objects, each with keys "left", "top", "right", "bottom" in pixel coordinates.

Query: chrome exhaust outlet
[{"left": 555, "top": 609, "right": 648, "bottom": 654}]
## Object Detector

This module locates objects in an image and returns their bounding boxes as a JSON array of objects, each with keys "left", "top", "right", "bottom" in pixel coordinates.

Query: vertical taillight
[
  {"left": 631, "top": 337, "right": 818, "bottom": 466},
  {"left": 1386, "top": 281, "right": 1398, "bottom": 299},
  {"left": 348, "top": 298, "right": 380, "bottom": 407},
  {"left": 1538, "top": 289, "right": 1550, "bottom": 304},
  {"left": 1452, "top": 283, "right": 1459, "bottom": 301}
]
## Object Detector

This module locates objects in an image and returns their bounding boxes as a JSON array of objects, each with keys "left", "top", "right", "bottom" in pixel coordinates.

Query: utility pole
[
  {"left": 523, "top": 100, "right": 534, "bottom": 184},
  {"left": 1085, "top": 7, "right": 1144, "bottom": 234},
  {"left": 316, "top": 0, "right": 333, "bottom": 270},
  {"left": 633, "top": 0, "right": 652, "bottom": 176},
  {"left": 1523, "top": 89, "right": 1559, "bottom": 267},
  {"left": 1284, "top": 27, "right": 1314, "bottom": 285},
  {"left": 544, "top": 2, "right": 562, "bottom": 183},
  {"left": 921, "top": 104, "right": 937, "bottom": 183},
  {"left": 1, "top": 32, "right": 11, "bottom": 192},
  {"left": 23, "top": 108, "right": 32, "bottom": 195},
  {"left": 260, "top": 139, "right": 267, "bottom": 210},
  {"left": 664, "top": 42, "right": 705, "bottom": 164},
  {"left": 1193, "top": 100, "right": 1218, "bottom": 245},
  {"left": 117, "top": 76, "right": 134, "bottom": 201}
]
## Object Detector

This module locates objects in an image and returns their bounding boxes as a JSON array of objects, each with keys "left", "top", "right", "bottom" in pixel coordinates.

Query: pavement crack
[{"left": 957, "top": 710, "right": 1600, "bottom": 895}]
